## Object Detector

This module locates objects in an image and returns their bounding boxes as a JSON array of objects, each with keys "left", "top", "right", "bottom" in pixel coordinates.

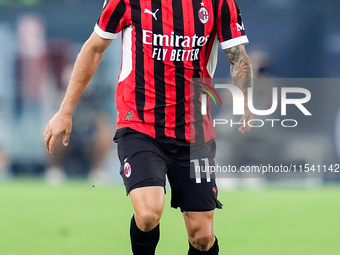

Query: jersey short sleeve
[
  {"left": 94, "top": 0, "right": 130, "bottom": 40},
  {"left": 216, "top": 0, "right": 249, "bottom": 50}
]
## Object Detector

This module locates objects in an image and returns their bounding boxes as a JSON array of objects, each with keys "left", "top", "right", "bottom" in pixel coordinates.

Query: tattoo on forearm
[
  {"left": 224, "top": 45, "right": 253, "bottom": 91},
  {"left": 224, "top": 46, "right": 241, "bottom": 65}
]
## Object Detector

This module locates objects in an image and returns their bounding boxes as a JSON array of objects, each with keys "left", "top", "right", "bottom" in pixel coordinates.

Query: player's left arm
[{"left": 224, "top": 44, "right": 254, "bottom": 134}]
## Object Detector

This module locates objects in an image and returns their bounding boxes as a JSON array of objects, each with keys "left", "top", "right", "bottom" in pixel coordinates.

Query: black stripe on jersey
[
  {"left": 130, "top": 0, "right": 145, "bottom": 122},
  {"left": 192, "top": 0, "right": 205, "bottom": 143},
  {"left": 220, "top": 0, "right": 232, "bottom": 41},
  {"left": 213, "top": 0, "right": 219, "bottom": 20},
  {"left": 106, "top": 0, "right": 126, "bottom": 33},
  {"left": 173, "top": 0, "right": 186, "bottom": 140},
  {"left": 152, "top": 1, "right": 166, "bottom": 138},
  {"left": 235, "top": 3, "right": 246, "bottom": 36}
]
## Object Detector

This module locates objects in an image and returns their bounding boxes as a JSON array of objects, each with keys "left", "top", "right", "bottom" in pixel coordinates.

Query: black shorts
[{"left": 114, "top": 128, "right": 222, "bottom": 212}]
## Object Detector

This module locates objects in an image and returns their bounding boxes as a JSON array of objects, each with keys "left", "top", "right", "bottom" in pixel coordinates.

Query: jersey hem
[
  {"left": 116, "top": 125, "right": 216, "bottom": 144},
  {"left": 94, "top": 24, "right": 119, "bottom": 40},
  {"left": 220, "top": 35, "right": 249, "bottom": 50}
]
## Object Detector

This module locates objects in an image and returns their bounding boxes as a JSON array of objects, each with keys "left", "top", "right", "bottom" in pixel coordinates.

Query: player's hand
[
  {"left": 44, "top": 111, "right": 72, "bottom": 153},
  {"left": 238, "top": 106, "right": 254, "bottom": 134}
]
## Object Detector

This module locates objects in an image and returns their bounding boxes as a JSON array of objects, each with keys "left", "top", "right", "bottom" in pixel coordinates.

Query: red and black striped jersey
[{"left": 95, "top": 0, "right": 248, "bottom": 143}]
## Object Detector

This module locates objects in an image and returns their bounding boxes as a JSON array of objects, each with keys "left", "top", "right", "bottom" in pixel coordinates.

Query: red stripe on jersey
[
  {"left": 124, "top": 0, "right": 131, "bottom": 22},
  {"left": 140, "top": 0, "right": 156, "bottom": 137},
  {"left": 117, "top": 4, "right": 131, "bottom": 32},
  {"left": 182, "top": 0, "right": 195, "bottom": 67},
  {"left": 98, "top": 0, "right": 120, "bottom": 31},
  {"left": 162, "top": 0, "right": 176, "bottom": 138},
  {"left": 227, "top": 0, "right": 242, "bottom": 38}
]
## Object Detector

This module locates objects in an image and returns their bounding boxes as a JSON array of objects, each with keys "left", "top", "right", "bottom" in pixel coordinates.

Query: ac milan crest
[
  {"left": 124, "top": 162, "right": 132, "bottom": 178},
  {"left": 198, "top": 7, "right": 209, "bottom": 24}
]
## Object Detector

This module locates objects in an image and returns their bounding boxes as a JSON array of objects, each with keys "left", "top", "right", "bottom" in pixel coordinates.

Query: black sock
[
  {"left": 188, "top": 237, "right": 219, "bottom": 255},
  {"left": 130, "top": 215, "right": 160, "bottom": 255}
]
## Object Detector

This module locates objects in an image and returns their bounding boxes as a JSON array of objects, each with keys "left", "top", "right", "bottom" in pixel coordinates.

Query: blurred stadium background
[{"left": 0, "top": 0, "right": 340, "bottom": 254}]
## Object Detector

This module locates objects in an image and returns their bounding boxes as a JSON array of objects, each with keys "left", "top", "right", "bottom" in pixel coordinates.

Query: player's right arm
[
  {"left": 44, "top": 32, "right": 112, "bottom": 153},
  {"left": 216, "top": 0, "right": 253, "bottom": 134}
]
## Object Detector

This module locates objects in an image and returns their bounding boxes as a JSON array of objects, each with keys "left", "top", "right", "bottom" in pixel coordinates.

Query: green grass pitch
[{"left": 0, "top": 180, "right": 339, "bottom": 255}]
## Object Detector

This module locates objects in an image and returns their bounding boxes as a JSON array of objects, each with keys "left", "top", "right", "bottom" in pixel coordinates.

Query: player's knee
[
  {"left": 191, "top": 231, "right": 215, "bottom": 251},
  {"left": 135, "top": 210, "right": 162, "bottom": 232}
]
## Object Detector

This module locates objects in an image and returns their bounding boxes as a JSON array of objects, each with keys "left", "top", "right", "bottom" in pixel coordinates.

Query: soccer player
[{"left": 44, "top": 0, "right": 253, "bottom": 254}]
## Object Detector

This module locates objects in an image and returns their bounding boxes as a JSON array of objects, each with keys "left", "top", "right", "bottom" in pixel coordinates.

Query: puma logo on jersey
[{"left": 144, "top": 8, "right": 159, "bottom": 20}]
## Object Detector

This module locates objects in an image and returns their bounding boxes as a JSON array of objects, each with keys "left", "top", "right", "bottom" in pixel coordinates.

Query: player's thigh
[{"left": 130, "top": 186, "right": 165, "bottom": 218}]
